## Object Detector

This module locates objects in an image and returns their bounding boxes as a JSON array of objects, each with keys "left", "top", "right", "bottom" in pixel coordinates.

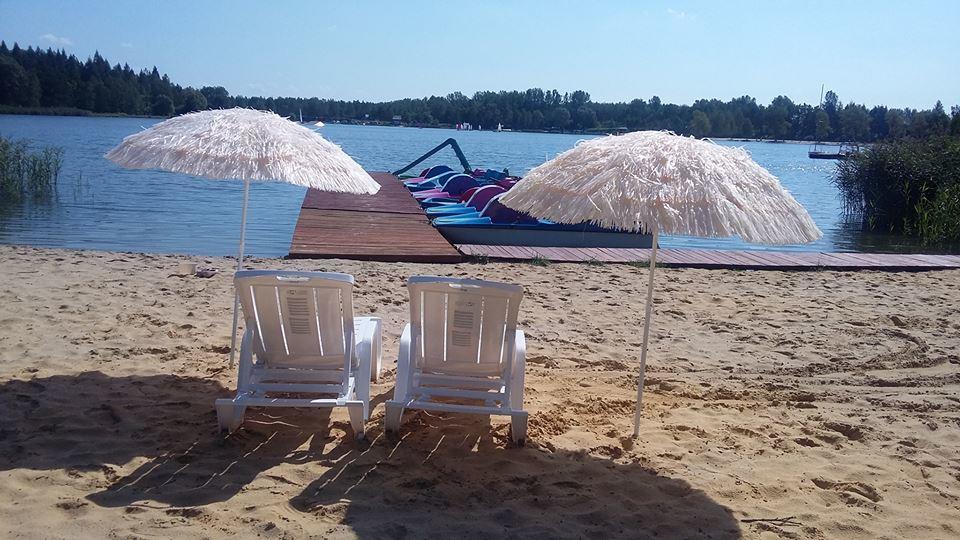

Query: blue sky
[{"left": 2, "top": 0, "right": 957, "bottom": 109}]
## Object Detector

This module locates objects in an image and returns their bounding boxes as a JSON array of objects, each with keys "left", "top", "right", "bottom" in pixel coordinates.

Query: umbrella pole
[
  {"left": 633, "top": 224, "right": 659, "bottom": 437},
  {"left": 229, "top": 179, "right": 251, "bottom": 368}
]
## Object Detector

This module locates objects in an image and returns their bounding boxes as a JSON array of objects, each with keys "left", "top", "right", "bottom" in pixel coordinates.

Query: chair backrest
[
  {"left": 407, "top": 276, "right": 523, "bottom": 377},
  {"left": 432, "top": 170, "right": 457, "bottom": 183},
  {"left": 483, "top": 169, "right": 507, "bottom": 181},
  {"left": 409, "top": 170, "right": 456, "bottom": 187},
  {"left": 235, "top": 270, "right": 354, "bottom": 370},
  {"left": 466, "top": 185, "right": 506, "bottom": 210},
  {"left": 439, "top": 173, "right": 473, "bottom": 191},
  {"left": 423, "top": 165, "right": 453, "bottom": 178},
  {"left": 446, "top": 175, "right": 479, "bottom": 196},
  {"left": 479, "top": 194, "right": 538, "bottom": 224},
  {"left": 458, "top": 186, "right": 480, "bottom": 203}
]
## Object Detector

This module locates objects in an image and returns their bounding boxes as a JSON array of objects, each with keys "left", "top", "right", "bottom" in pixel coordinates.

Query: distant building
[{"left": 392, "top": 115, "right": 402, "bottom": 126}]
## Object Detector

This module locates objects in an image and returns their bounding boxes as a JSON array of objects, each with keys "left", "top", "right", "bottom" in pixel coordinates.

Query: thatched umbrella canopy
[
  {"left": 106, "top": 108, "right": 375, "bottom": 191},
  {"left": 106, "top": 108, "right": 380, "bottom": 364},
  {"left": 500, "top": 131, "right": 822, "bottom": 436}
]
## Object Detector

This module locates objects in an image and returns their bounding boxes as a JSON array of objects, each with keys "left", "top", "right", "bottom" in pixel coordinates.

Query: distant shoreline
[
  {"left": 0, "top": 109, "right": 847, "bottom": 145},
  {"left": 0, "top": 107, "right": 164, "bottom": 119},
  {"left": 709, "top": 136, "right": 852, "bottom": 146}
]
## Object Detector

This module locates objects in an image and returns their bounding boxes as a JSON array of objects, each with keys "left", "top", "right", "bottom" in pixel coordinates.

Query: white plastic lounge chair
[
  {"left": 385, "top": 276, "right": 528, "bottom": 444},
  {"left": 215, "top": 270, "right": 382, "bottom": 439}
]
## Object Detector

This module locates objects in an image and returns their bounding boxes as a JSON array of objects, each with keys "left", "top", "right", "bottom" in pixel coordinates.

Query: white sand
[{"left": 1, "top": 245, "right": 958, "bottom": 539}]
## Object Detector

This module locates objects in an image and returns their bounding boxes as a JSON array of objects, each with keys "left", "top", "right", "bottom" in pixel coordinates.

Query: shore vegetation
[
  {"left": 1, "top": 41, "right": 955, "bottom": 142},
  {"left": 0, "top": 135, "right": 63, "bottom": 205},
  {"left": 835, "top": 134, "right": 960, "bottom": 243}
]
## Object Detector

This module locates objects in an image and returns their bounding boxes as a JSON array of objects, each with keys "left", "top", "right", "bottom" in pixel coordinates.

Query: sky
[{"left": 2, "top": 0, "right": 958, "bottom": 109}]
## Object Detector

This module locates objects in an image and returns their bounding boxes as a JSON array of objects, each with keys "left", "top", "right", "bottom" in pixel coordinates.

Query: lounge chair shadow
[
  {"left": 0, "top": 371, "right": 370, "bottom": 508},
  {"left": 290, "top": 411, "right": 742, "bottom": 539}
]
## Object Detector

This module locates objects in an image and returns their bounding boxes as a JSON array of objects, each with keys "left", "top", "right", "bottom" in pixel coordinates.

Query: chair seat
[{"left": 420, "top": 362, "right": 505, "bottom": 377}]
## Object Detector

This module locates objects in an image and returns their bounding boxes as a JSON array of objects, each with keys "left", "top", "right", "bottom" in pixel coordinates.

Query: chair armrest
[
  {"left": 237, "top": 327, "right": 255, "bottom": 391},
  {"left": 353, "top": 317, "right": 382, "bottom": 382},
  {"left": 393, "top": 323, "right": 413, "bottom": 402},
  {"left": 509, "top": 329, "right": 526, "bottom": 410}
]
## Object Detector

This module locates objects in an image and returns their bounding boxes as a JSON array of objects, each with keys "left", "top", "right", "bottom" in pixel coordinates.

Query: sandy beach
[{"left": 1, "top": 244, "right": 958, "bottom": 539}]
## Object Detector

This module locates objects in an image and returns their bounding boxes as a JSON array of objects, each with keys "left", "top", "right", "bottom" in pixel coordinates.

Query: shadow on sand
[
  {"left": 1, "top": 372, "right": 739, "bottom": 537},
  {"left": 0, "top": 371, "right": 378, "bottom": 508},
  {"left": 290, "top": 412, "right": 742, "bottom": 539}
]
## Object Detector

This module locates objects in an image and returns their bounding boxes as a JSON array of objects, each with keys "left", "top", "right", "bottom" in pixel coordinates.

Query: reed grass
[
  {"left": 627, "top": 259, "right": 663, "bottom": 269},
  {"left": 0, "top": 135, "right": 63, "bottom": 205},
  {"left": 834, "top": 136, "right": 960, "bottom": 243}
]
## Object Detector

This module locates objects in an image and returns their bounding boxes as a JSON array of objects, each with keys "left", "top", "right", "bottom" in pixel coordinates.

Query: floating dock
[
  {"left": 290, "top": 173, "right": 960, "bottom": 271},
  {"left": 289, "top": 172, "right": 462, "bottom": 262}
]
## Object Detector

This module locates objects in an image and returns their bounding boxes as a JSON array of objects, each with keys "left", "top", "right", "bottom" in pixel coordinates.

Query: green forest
[{"left": 1, "top": 41, "right": 957, "bottom": 142}]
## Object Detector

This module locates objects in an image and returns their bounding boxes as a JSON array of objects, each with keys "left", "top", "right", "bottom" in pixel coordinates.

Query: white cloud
[
  {"left": 120, "top": 42, "right": 133, "bottom": 48},
  {"left": 40, "top": 33, "right": 73, "bottom": 46},
  {"left": 666, "top": 8, "right": 689, "bottom": 20}
]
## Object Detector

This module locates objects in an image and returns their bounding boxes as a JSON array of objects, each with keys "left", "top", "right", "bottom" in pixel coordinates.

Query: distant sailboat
[{"left": 808, "top": 84, "right": 860, "bottom": 160}]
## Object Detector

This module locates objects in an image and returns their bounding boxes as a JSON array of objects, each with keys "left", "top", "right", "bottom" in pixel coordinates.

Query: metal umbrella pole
[
  {"left": 229, "top": 178, "right": 251, "bottom": 368},
  {"left": 633, "top": 223, "right": 659, "bottom": 437}
]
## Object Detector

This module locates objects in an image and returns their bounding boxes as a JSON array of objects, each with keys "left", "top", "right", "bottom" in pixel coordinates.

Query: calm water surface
[{"left": 0, "top": 115, "right": 940, "bottom": 257}]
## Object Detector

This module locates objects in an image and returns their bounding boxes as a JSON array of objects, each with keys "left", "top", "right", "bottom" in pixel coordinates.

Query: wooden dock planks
[
  {"left": 456, "top": 244, "right": 960, "bottom": 271},
  {"left": 289, "top": 172, "right": 462, "bottom": 262}
]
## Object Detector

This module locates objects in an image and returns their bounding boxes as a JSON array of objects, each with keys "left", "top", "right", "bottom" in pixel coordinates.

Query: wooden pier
[
  {"left": 456, "top": 244, "right": 960, "bottom": 271},
  {"left": 288, "top": 172, "right": 462, "bottom": 262},
  {"left": 289, "top": 173, "right": 960, "bottom": 271}
]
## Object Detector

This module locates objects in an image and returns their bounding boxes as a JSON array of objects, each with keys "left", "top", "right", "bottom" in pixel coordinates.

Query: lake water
[{"left": 0, "top": 114, "right": 939, "bottom": 258}]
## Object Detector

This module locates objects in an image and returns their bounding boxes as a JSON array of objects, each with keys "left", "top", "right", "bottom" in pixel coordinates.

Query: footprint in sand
[
  {"left": 54, "top": 499, "right": 89, "bottom": 513},
  {"left": 793, "top": 437, "right": 820, "bottom": 447},
  {"left": 820, "top": 421, "right": 866, "bottom": 441},
  {"left": 165, "top": 507, "right": 205, "bottom": 518},
  {"left": 665, "top": 424, "right": 709, "bottom": 439},
  {"left": 812, "top": 477, "right": 882, "bottom": 505}
]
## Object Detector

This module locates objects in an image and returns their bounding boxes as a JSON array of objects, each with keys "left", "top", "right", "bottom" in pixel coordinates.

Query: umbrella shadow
[
  {"left": 0, "top": 371, "right": 382, "bottom": 509},
  {"left": 290, "top": 412, "right": 741, "bottom": 539}
]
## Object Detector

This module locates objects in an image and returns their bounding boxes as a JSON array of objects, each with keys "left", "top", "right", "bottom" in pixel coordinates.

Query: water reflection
[
  {"left": 0, "top": 114, "right": 955, "bottom": 256},
  {"left": 829, "top": 217, "right": 960, "bottom": 254}
]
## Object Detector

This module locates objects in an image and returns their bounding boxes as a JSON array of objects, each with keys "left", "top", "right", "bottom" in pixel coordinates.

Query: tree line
[{"left": 2, "top": 41, "right": 958, "bottom": 142}]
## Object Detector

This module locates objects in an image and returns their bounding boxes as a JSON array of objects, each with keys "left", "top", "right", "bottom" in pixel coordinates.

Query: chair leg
[
  {"left": 347, "top": 403, "right": 365, "bottom": 441},
  {"left": 384, "top": 402, "right": 404, "bottom": 434},
  {"left": 215, "top": 399, "right": 246, "bottom": 433},
  {"left": 510, "top": 411, "right": 528, "bottom": 446},
  {"left": 355, "top": 357, "right": 372, "bottom": 421}
]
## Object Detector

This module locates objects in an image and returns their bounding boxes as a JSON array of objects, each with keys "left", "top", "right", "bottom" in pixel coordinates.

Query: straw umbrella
[
  {"left": 106, "top": 108, "right": 380, "bottom": 366},
  {"left": 499, "top": 131, "right": 822, "bottom": 436}
]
